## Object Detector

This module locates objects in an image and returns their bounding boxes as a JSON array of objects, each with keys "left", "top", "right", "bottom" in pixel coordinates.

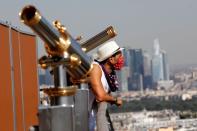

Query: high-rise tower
[{"left": 152, "top": 38, "right": 164, "bottom": 83}]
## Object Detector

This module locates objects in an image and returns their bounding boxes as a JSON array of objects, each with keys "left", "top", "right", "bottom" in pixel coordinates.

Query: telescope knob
[{"left": 53, "top": 20, "right": 66, "bottom": 33}]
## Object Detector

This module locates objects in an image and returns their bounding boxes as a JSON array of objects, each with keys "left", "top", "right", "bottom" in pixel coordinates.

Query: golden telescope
[{"left": 19, "top": 5, "right": 117, "bottom": 79}]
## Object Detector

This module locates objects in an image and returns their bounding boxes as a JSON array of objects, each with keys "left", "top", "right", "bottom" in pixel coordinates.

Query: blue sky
[{"left": 1, "top": 0, "right": 197, "bottom": 67}]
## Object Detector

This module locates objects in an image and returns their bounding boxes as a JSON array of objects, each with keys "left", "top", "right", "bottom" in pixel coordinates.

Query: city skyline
[{"left": 1, "top": 0, "right": 197, "bottom": 67}]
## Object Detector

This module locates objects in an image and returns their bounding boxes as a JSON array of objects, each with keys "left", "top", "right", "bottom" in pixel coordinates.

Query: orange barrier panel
[
  {"left": 19, "top": 32, "right": 39, "bottom": 131},
  {"left": 0, "top": 21, "right": 39, "bottom": 131},
  {"left": 20, "top": 33, "right": 39, "bottom": 130},
  {"left": 0, "top": 24, "right": 15, "bottom": 131},
  {"left": 11, "top": 28, "right": 25, "bottom": 131}
]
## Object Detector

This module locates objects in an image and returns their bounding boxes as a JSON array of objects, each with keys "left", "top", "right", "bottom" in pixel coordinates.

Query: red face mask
[{"left": 114, "top": 55, "right": 124, "bottom": 70}]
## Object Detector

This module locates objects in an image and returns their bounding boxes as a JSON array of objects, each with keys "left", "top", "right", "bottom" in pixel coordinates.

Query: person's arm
[{"left": 89, "top": 64, "right": 122, "bottom": 106}]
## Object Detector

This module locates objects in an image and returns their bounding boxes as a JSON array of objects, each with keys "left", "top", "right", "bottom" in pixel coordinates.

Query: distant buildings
[
  {"left": 110, "top": 110, "right": 197, "bottom": 131},
  {"left": 117, "top": 38, "right": 171, "bottom": 91},
  {"left": 152, "top": 39, "right": 164, "bottom": 83},
  {"left": 161, "top": 50, "right": 170, "bottom": 80},
  {"left": 143, "top": 51, "right": 152, "bottom": 89},
  {"left": 129, "top": 49, "right": 144, "bottom": 90}
]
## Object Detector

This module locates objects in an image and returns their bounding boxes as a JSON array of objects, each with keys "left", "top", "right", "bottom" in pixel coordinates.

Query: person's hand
[{"left": 115, "top": 97, "right": 123, "bottom": 107}]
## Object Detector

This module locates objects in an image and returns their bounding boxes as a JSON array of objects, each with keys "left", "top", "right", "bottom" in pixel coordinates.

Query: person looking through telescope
[{"left": 89, "top": 40, "right": 124, "bottom": 131}]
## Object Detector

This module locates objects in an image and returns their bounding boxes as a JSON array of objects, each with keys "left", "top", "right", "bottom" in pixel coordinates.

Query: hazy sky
[{"left": 1, "top": 0, "right": 197, "bottom": 67}]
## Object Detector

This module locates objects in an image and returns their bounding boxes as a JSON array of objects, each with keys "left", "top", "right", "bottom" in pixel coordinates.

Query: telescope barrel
[
  {"left": 81, "top": 26, "right": 117, "bottom": 52},
  {"left": 20, "top": 5, "right": 61, "bottom": 50},
  {"left": 20, "top": 5, "right": 93, "bottom": 79}
]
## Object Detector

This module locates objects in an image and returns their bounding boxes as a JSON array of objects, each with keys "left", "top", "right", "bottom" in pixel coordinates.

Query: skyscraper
[
  {"left": 128, "top": 49, "right": 144, "bottom": 90},
  {"left": 161, "top": 50, "right": 170, "bottom": 80},
  {"left": 130, "top": 49, "right": 144, "bottom": 75},
  {"left": 143, "top": 51, "right": 152, "bottom": 89},
  {"left": 122, "top": 47, "right": 130, "bottom": 67},
  {"left": 152, "top": 39, "right": 164, "bottom": 83}
]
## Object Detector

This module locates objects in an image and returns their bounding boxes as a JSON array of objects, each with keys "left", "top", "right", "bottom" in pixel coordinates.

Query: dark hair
[
  {"left": 99, "top": 59, "right": 108, "bottom": 65},
  {"left": 112, "top": 50, "right": 121, "bottom": 57}
]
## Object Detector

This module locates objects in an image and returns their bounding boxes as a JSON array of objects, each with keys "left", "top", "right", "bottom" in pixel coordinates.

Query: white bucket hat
[{"left": 96, "top": 40, "right": 123, "bottom": 62}]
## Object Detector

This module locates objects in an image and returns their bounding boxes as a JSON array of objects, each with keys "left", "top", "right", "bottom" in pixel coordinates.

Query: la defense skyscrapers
[
  {"left": 161, "top": 50, "right": 170, "bottom": 80},
  {"left": 143, "top": 51, "right": 152, "bottom": 89},
  {"left": 126, "top": 48, "right": 144, "bottom": 91},
  {"left": 152, "top": 38, "right": 170, "bottom": 85},
  {"left": 152, "top": 39, "right": 164, "bottom": 83},
  {"left": 116, "top": 38, "right": 170, "bottom": 91}
]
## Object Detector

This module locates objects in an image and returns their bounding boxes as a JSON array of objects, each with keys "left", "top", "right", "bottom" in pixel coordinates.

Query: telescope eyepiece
[{"left": 20, "top": 5, "right": 41, "bottom": 25}]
